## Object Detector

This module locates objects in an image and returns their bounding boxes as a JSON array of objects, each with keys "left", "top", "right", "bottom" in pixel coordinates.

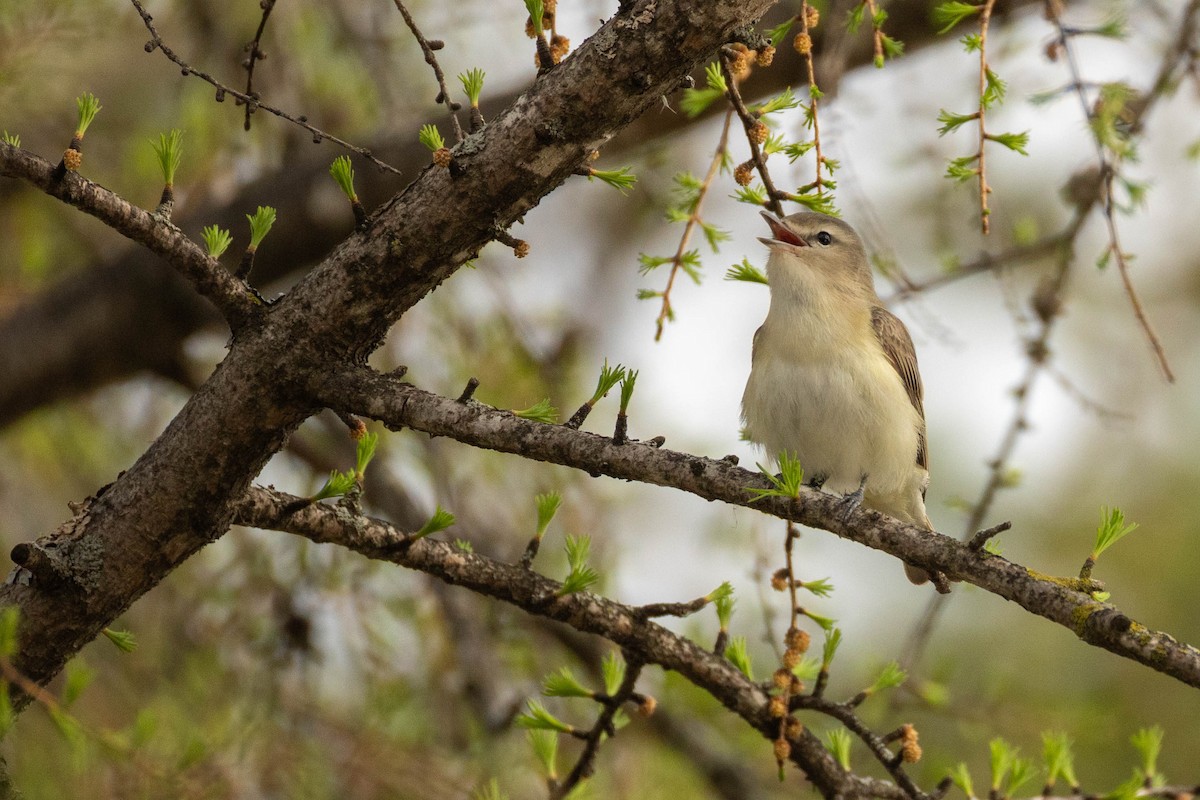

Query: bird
[{"left": 740, "top": 210, "right": 941, "bottom": 588}]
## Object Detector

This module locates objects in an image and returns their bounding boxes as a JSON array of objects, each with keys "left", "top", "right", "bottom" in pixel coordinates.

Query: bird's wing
[
  {"left": 870, "top": 306, "right": 927, "bottom": 471},
  {"left": 751, "top": 324, "right": 764, "bottom": 362}
]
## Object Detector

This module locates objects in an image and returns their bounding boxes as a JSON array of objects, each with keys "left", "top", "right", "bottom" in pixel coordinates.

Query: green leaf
[
  {"left": 932, "top": 2, "right": 982, "bottom": 35},
  {"left": 1, "top": 131, "right": 19, "bottom": 147},
  {"left": 866, "top": 661, "right": 907, "bottom": 694},
  {"left": 418, "top": 123, "right": 446, "bottom": 152},
  {"left": 523, "top": 0, "right": 544, "bottom": 33},
  {"left": 801, "top": 577, "right": 833, "bottom": 597},
  {"left": 150, "top": 129, "right": 184, "bottom": 185},
  {"left": 559, "top": 535, "right": 600, "bottom": 595},
  {"left": 311, "top": 469, "right": 356, "bottom": 501},
  {"left": 588, "top": 359, "right": 626, "bottom": 405},
  {"left": 1042, "top": 731, "right": 1078, "bottom": 789},
  {"left": 784, "top": 140, "right": 816, "bottom": 161},
  {"left": 680, "top": 62, "right": 727, "bottom": 117},
  {"left": 699, "top": 220, "right": 730, "bottom": 251},
  {"left": 845, "top": 4, "right": 866, "bottom": 34},
  {"left": 601, "top": 651, "right": 625, "bottom": 696},
  {"left": 961, "top": 32, "right": 982, "bottom": 52},
  {"left": 542, "top": 667, "right": 592, "bottom": 698},
  {"left": 1130, "top": 725, "right": 1164, "bottom": 779},
  {"left": 792, "top": 655, "right": 821, "bottom": 681},
  {"left": 945, "top": 155, "right": 980, "bottom": 182},
  {"left": 680, "top": 87, "right": 724, "bottom": 118},
  {"left": 821, "top": 627, "right": 842, "bottom": 666},
  {"left": 988, "top": 738, "right": 1016, "bottom": 791},
  {"left": 413, "top": 505, "right": 455, "bottom": 539},
  {"left": 472, "top": 779, "right": 507, "bottom": 800},
  {"left": 535, "top": 491, "right": 563, "bottom": 538},
  {"left": 754, "top": 87, "right": 799, "bottom": 116},
  {"left": 454, "top": 539, "right": 474, "bottom": 552},
  {"left": 246, "top": 206, "right": 277, "bottom": 249},
  {"left": 588, "top": 167, "right": 637, "bottom": 195},
  {"left": 724, "top": 636, "right": 753, "bottom": 679},
  {"left": 329, "top": 155, "right": 357, "bottom": 201},
  {"left": 732, "top": 185, "right": 769, "bottom": 206},
  {"left": 513, "top": 399, "right": 558, "bottom": 423},
  {"left": 638, "top": 253, "right": 673, "bottom": 274},
  {"left": 74, "top": 92, "right": 102, "bottom": 136},
  {"left": 747, "top": 451, "right": 804, "bottom": 501},
  {"left": 947, "top": 762, "right": 975, "bottom": 798},
  {"left": 988, "top": 131, "right": 1030, "bottom": 155},
  {"left": 725, "top": 258, "right": 769, "bottom": 285},
  {"left": 618, "top": 369, "right": 638, "bottom": 413},
  {"left": 678, "top": 249, "right": 704, "bottom": 284},
  {"left": 516, "top": 700, "right": 574, "bottom": 733},
  {"left": 880, "top": 33, "right": 905, "bottom": 61},
  {"left": 823, "top": 728, "right": 852, "bottom": 770},
  {"left": 710, "top": 582, "right": 735, "bottom": 628},
  {"left": 937, "top": 109, "right": 977, "bottom": 136},
  {"left": 768, "top": 18, "right": 795, "bottom": 45},
  {"left": 201, "top": 225, "right": 233, "bottom": 259},
  {"left": 102, "top": 628, "right": 138, "bottom": 653},
  {"left": 354, "top": 431, "right": 379, "bottom": 478},
  {"left": 62, "top": 659, "right": 94, "bottom": 707},
  {"left": 458, "top": 67, "right": 485, "bottom": 105},
  {"left": 789, "top": 191, "right": 838, "bottom": 215},
  {"left": 1093, "top": 506, "right": 1138, "bottom": 558},
  {"left": 528, "top": 729, "right": 559, "bottom": 778},
  {"left": 982, "top": 68, "right": 1007, "bottom": 109}
]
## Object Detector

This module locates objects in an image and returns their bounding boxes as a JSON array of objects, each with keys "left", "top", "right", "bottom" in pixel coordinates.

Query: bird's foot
[{"left": 837, "top": 475, "right": 868, "bottom": 523}]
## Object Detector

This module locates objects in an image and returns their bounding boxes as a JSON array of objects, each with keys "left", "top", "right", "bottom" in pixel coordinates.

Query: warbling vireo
[{"left": 741, "top": 210, "right": 938, "bottom": 587}]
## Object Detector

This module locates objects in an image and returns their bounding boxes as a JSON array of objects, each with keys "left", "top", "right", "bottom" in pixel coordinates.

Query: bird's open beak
[{"left": 757, "top": 210, "right": 808, "bottom": 250}]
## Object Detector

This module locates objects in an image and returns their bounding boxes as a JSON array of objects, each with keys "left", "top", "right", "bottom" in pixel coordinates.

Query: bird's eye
[{"left": 816, "top": 231, "right": 833, "bottom": 246}]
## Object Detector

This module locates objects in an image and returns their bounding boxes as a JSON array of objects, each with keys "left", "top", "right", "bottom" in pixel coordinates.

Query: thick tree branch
[
  {"left": 0, "top": 141, "right": 259, "bottom": 329},
  {"left": 310, "top": 367, "right": 1200, "bottom": 691},
  {"left": 232, "top": 485, "right": 913, "bottom": 800}
]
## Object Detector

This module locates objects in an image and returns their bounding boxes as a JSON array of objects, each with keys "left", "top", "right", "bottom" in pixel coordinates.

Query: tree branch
[
  {"left": 310, "top": 366, "right": 1200, "bottom": 691},
  {"left": 231, "top": 484, "right": 903, "bottom": 800},
  {"left": 0, "top": 141, "right": 260, "bottom": 329}
]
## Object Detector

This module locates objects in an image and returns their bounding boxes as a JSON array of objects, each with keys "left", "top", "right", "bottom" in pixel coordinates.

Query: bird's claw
[{"left": 837, "top": 475, "right": 868, "bottom": 523}]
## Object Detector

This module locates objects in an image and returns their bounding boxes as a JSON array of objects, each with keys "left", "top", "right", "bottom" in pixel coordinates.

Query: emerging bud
[
  {"left": 793, "top": 32, "right": 812, "bottom": 55},
  {"left": 756, "top": 45, "right": 776, "bottom": 67}
]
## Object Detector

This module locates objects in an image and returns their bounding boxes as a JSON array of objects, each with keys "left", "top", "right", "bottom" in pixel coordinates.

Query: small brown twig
[
  {"left": 392, "top": 0, "right": 465, "bottom": 143},
  {"left": 797, "top": 2, "right": 827, "bottom": 200},
  {"left": 653, "top": 109, "right": 733, "bottom": 341},
  {"left": 549, "top": 657, "right": 646, "bottom": 800},
  {"left": 240, "top": 0, "right": 277, "bottom": 131},
  {"left": 720, "top": 55, "right": 785, "bottom": 217},
  {"left": 128, "top": 0, "right": 402, "bottom": 176},
  {"left": 791, "top": 694, "right": 926, "bottom": 798},
  {"left": 975, "top": 0, "right": 998, "bottom": 234}
]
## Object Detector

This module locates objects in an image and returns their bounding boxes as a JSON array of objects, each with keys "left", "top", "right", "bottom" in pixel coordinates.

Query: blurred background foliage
[{"left": 1, "top": 0, "right": 1199, "bottom": 797}]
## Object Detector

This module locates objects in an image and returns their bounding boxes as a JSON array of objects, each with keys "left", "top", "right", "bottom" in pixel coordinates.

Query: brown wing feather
[{"left": 870, "top": 306, "right": 927, "bottom": 471}]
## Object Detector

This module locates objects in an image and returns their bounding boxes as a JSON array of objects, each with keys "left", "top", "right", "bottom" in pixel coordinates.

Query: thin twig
[
  {"left": 128, "top": 0, "right": 403, "bottom": 176},
  {"left": 240, "top": 0, "right": 277, "bottom": 131},
  {"left": 654, "top": 109, "right": 733, "bottom": 341},
  {"left": 975, "top": 0, "right": 997, "bottom": 234},
  {"left": 720, "top": 55, "right": 785, "bottom": 217},
  {"left": 392, "top": 0, "right": 465, "bottom": 143},
  {"left": 793, "top": 694, "right": 926, "bottom": 799},
  {"left": 798, "top": 1, "right": 826, "bottom": 199},
  {"left": 550, "top": 657, "right": 646, "bottom": 799}
]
